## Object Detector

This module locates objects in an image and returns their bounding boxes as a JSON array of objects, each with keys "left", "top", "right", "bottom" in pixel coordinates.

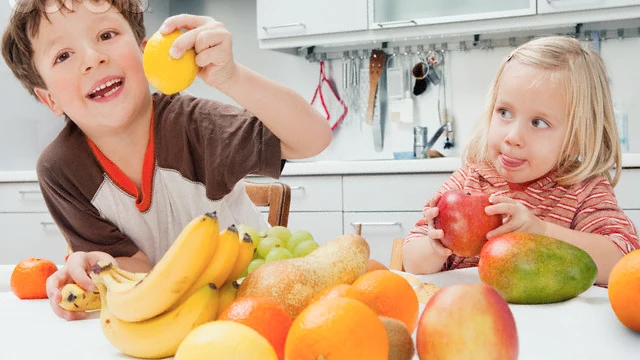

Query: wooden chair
[
  {"left": 389, "top": 238, "right": 405, "bottom": 271},
  {"left": 244, "top": 181, "right": 292, "bottom": 227}
]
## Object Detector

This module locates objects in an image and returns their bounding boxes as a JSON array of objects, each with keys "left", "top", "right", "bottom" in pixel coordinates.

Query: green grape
[
  {"left": 237, "top": 224, "right": 262, "bottom": 249},
  {"left": 293, "top": 240, "right": 319, "bottom": 258},
  {"left": 286, "top": 230, "right": 314, "bottom": 253},
  {"left": 265, "top": 247, "right": 294, "bottom": 263},
  {"left": 256, "top": 235, "right": 283, "bottom": 258},
  {"left": 259, "top": 229, "right": 268, "bottom": 238},
  {"left": 267, "top": 226, "right": 292, "bottom": 245},
  {"left": 247, "top": 258, "right": 265, "bottom": 274},
  {"left": 252, "top": 249, "right": 261, "bottom": 260}
]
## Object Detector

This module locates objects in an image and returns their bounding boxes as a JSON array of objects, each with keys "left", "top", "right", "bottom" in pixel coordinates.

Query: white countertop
[
  {"left": 1, "top": 265, "right": 638, "bottom": 360},
  {"left": 2, "top": 153, "right": 640, "bottom": 181}
]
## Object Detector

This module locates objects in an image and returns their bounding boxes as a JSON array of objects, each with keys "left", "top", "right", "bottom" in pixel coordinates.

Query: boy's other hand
[
  {"left": 160, "top": 14, "right": 236, "bottom": 91},
  {"left": 46, "top": 251, "right": 116, "bottom": 321}
]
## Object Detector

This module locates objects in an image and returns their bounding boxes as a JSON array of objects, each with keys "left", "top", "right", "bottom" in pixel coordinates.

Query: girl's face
[{"left": 488, "top": 60, "right": 568, "bottom": 185}]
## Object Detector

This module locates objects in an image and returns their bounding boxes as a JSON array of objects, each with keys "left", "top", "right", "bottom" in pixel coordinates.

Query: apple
[
  {"left": 434, "top": 190, "right": 502, "bottom": 257},
  {"left": 416, "top": 283, "right": 518, "bottom": 360}
]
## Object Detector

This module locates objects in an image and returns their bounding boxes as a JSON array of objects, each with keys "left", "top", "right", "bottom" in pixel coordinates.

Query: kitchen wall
[{"left": 1, "top": 0, "right": 639, "bottom": 170}]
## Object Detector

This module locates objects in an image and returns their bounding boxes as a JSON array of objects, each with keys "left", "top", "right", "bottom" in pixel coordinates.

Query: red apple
[
  {"left": 434, "top": 190, "right": 502, "bottom": 257},
  {"left": 416, "top": 283, "right": 518, "bottom": 360}
]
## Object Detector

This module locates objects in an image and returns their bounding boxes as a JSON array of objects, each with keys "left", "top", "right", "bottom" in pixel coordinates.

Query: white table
[{"left": 1, "top": 266, "right": 638, "bottom": 359}]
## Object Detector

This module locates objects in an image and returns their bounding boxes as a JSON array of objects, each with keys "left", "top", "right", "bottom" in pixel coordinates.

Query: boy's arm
[{"left": 115, "top": 250, "right": 153, "bottom": 273}]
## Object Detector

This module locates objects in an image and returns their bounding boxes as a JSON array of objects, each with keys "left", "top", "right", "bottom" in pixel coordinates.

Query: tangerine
[
  {"left": 285, "top": 297, "right": 388, "bottom": 360},
  {"left": 310, "top": 283, "right": 379, "bottom": 314},
  {"left": 608, "top": 249, "right": 640, "bottom": 332},
  {"left": 352, "top": 269, "right": 419, "bottom": 333},
  {"left": 218, "top": 296, "right": 292, "bottom": 360},
  {"left": 143, "top": 30, "right": 198, "bottom": 94},
  {"left": 10, "top": 257, "right": 58, "bottom": 299}
]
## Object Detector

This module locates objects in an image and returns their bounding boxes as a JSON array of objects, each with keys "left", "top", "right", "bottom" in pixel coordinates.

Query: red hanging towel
[{"left": 311, "top": 61, "right": 348, "bottom": 130}]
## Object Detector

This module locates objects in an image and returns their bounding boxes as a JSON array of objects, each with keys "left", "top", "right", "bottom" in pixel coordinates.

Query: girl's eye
[
  {"left": 55, "top": 52, "right": 70, "bottom": 63},
  {"left": 499, "top": 108, "right": 512, "bottom": 119},
  {"left": 532, "top": 118, "right": 550, "bottom": 128},
  {"left": 99, "top": 31, "right": 117, "bottom": 41}
]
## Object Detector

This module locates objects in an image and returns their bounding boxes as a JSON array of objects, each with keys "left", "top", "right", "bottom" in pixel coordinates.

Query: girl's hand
[
  {"left": 485, "top": 194, "right": 547, "bottom": 239},
  {"left": 418, "top": 197, "right": 453, "bottom": 258},
  {"left": 160, "top": 14, "right": 237, "bottom": 90}
]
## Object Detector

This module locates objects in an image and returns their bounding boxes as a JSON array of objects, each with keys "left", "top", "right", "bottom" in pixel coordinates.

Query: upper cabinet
[
  {"left": 371, "top": 0, "right": 536, "bottom": 28},
  {"left": 538, "top": 0, "right": 640, "bottom": 13},
  {"left": 256, "top": 0, "right": 368, "bottom": 39}
]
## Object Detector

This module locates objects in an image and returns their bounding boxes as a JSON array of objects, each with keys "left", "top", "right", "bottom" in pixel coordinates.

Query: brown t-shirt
[{"left": 36, "top": 93, "right": 282, "bottom": 264}]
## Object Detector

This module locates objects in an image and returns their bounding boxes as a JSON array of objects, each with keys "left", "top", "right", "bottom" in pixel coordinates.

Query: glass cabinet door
[{"left": 372, "top": 0, "right": 536, "bottom": 27}]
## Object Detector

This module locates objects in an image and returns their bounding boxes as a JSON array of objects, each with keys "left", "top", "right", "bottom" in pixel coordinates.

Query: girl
[{"left": 403, "top": 36, "right": 638, "bottom": 285}]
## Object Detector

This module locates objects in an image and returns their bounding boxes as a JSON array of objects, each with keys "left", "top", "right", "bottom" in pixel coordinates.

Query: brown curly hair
[{"left": 2, "top": 0, "right": 146, "bottom": 100}]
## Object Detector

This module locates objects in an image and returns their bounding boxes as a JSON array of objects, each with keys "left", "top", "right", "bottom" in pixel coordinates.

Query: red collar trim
[{"left": 86, "top": 112, "right": 155, "bottom": 212}]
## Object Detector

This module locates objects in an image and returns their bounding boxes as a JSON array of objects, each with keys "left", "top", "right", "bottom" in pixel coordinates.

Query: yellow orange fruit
[
  {"left": 366, "top": 259, "right": 389, "bottom": 272},
  {"left": 218, "top": 296, "right": 292, "bottom": 360},
  {"left": 10, "top": 257, "right": 58, "bottom": 300},
  {"left": 285, "top": 297, "right": 388, "bottom": 360},
  {"left": 175, "top": 320, "right": 277, "bottom": 360},
  {"left": 352, "top": 269, "right": 419, "bottom": 333},
  {"left": 310, "top": 283, "right": 379, "bottom": 314},
  {"left": 143, "top": 30, "right": 198, "bottom": 94},
  {"left": 608, "top": 249, "right": 640, "bottom": 332}
]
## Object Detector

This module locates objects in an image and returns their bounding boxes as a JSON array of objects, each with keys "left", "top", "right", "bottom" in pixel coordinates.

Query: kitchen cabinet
[
  {"left": 256, "top": 0, "right": 368, "bottom": 39},
  {"left": 538, "top": 0, "right": 640, "bottom": 14},
  {"left": 370, "top": 0, "right": 536, "bottom": 28}
]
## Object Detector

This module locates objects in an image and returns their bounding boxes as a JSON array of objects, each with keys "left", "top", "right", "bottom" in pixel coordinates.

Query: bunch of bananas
[{"left": 62, "top": 212, "right": 255, "bottom": 359}]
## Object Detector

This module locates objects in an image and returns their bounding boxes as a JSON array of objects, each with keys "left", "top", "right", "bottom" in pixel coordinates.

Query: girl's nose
[
  {"left": 82, "top": 48, "right": 109, "bottom": 74},
  {"left": 504, "top": 121, "right": 524, "bottom": 148}
]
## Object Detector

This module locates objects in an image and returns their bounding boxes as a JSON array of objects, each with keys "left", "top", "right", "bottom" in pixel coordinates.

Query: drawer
[
  {"left": 0, "top": 213, "right": 67, "bottom": 264},
  {"left": 615, "top": 169, "right": 640, "bottom": 209},
  {"left": 246, "top": 175, "right": 342, "bottom": 212},
  {"left": 343, "top": 211, "right": 421, "bottom": 266},
  {"left": 0, "top": 182, "right": 48, "bottom": 213},
  {"left": 343, "top": 173, "right": 452, "bottom": 212}
]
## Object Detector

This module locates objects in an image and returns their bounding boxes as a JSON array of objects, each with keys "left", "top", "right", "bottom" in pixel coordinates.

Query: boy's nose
[{"left": 82, "top": 49, "right": 109, "bottom": 74}]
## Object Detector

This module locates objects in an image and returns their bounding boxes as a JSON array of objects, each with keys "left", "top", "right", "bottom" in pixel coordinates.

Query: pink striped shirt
[{"left": 405, "top": 163, "right": 639, "bottom": 271}]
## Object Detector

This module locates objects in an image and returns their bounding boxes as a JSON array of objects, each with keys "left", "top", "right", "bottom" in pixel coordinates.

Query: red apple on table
[
  {"left": 434, "top": 189, "right": 502, "bottom": 257},
  {"left": 416, "top": 283, "right": 518, "bottom": 360}
]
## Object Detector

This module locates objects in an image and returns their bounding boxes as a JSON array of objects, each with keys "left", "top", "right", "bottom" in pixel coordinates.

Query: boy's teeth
[{"left": 91, "top": 79, "right": 120, "bottom": 94}]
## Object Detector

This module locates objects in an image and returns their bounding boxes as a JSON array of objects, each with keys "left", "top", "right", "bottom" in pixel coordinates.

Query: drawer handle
[
  {"left": 19, "top": 190, "right": 42, "bottom": 196},
  {"left": 40, "top": 221, "right": 57, "bottom": 228},
  {"left": 351, "top": 222, "right": 401, "bottom": 227},
  {"left": 377, "top": 20, "right": 417, "bottom": 28},
  {"left": 289, "top": 186, "right": 305, "bottom": 191},
  {"left": 262, "top": 22, "right": 306, "bottom": 32}
]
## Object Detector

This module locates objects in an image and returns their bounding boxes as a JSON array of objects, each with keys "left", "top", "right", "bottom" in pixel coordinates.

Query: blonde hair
[{"left": 464, "top": 36, "right": 621, "bottom": 187}]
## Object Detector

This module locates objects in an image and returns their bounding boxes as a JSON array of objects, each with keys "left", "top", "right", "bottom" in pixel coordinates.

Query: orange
[
  {"left": 608, "top": 249, "right": 640, "bottom": 332},
  {"left": 310, "top": 283, "right": 379, "bottom": 314},
  {"left": 352, "top": 269, "right": 419, "bottom": 333},
  {"left": 285, "top": 297, "right": 388, "bottom": 360},
  {"left": 218, "top": 296, "right": 292, "bottom": 360},
  {"left": 143, "top": 30, "right": 198, "bottom": 94},
  {"left": 366, "top": 259, "right": 389, "bottom": 272},
  {"left": 175, "top": 320, "right": 277, "bottom": 360},
  {"left": 10, "top": 257, "right": 58, "bottom": 299}
]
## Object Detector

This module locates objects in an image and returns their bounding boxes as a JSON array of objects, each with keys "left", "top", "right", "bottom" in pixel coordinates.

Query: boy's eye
[
  {"left": 99, "top": 31, "right": 117, "bottom": 41},
  {"left": 532, "top": 118, "right": 550, "bottom": 128},
  {"left": 55, "top": 52, "right": 70, "bottom": 63}
]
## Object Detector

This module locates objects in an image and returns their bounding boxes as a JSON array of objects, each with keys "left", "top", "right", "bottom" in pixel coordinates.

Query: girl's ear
[{"left": 34, "top": 87, "right": 64, "bottom": 116}]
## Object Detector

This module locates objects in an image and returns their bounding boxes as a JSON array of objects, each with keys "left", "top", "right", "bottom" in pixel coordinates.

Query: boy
[{"left": 1, "top": 0, "right": 331, "bottom": 320}]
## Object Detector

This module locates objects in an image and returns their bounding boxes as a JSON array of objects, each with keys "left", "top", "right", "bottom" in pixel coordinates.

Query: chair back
[
  {"left": 390, "top": 238, "right": 405, "bottom": 271},
  {"left": 244, "top": 181, "right": 291, "bottom": 227}
]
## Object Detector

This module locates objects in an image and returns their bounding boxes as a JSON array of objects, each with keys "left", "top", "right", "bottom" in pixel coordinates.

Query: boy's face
[
  {"left": 31, "top": 2, "right": 150, "bottom": 136},
  {"left": 487, "top": 60, "right": 568, "bottom": 185}
]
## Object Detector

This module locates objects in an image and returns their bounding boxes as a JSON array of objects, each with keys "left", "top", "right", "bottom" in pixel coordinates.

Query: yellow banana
[
  {"left": 94, "top": 281, "right": 219, "bottom": 359},
  {"left": 93, "top": 212, "right": 220, "bottom": 322},
  {"left": 226, "top": 232, "right": 255, "bottom": 282},
  {"left": 216, "top": 279, "right": 240, "bottom": 319},
  {"left": 175, "top": 225, "right": 240, "bottom": 304},
  {"left": 110, "top": 266, "right": 148, "bottom": 283},
  {"left": 59, "top": 283, "right": 101, "bottom": 312}
]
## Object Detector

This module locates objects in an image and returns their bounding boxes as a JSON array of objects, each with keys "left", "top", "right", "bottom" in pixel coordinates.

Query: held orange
[
  {"left": 608, "top": 249, "right": 640, "bottom": 332},
  {"left": 143, "top": 30, "right": 198, "bottom": 94},
  {"left": 10, "top": 257, "right": 58, "bottom": 299}
]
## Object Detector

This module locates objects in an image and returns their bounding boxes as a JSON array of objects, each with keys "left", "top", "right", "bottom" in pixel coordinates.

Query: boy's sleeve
[
  {"left": 573, "top": 178, "right": 640, "bottom": 254},
  {"left": 37, "top": 164, "right": 140, "bottom": 258}
]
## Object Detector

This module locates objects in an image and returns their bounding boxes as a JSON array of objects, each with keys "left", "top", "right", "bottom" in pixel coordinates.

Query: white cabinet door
[
  {"left": 287, "top": 212, "right": 344, "bottom": 246},
  {"left": 538, "top": 0, "right": 640, "bottom": 13},
  {"left": 257, "top": 0, "right": 368, "bottom": 39},
  {"left": 343, "top": 211, "right": 420, "bottom": 267},
  {"left": 0, "top": 213, "right": 67, "bottom": 265}
]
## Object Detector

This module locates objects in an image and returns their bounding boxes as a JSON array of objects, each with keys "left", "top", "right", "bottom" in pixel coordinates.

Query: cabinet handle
[
  {"left": 40, "top": 221, "right": 57, "bottom": 228},
  {"left": 262, "top": 23, "right": 306, "bottom": 32},
  {"left": 351, "top": 222, "right": 402, "bottom": 227},
  {"left": 289, "top": 185, "right": 305, "bottom": 191},
  {"left": 377, "top": 20, "right": 417, "bottom": 28},
  {"left": 19, "top": 190, "right": 42, "bottom": 196}
]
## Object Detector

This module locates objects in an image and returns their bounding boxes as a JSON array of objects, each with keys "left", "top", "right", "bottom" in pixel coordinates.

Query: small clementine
[
  {"left": 10, "top": 257, "right": 58, "bottom": 299},
  {"left": 352, "top": 269, "right": 419, "bottom": 333},
  {"left": 609, "top": 249, "right": 640, "bottom": 332},
  {"left": 310, "top": 283, "right": 379, "bottom": 314},
  {"left": 285, "top": 297, "right": 388, "bottom": 360},
  {"left": 218, "top": 296, "right": 292, "bottom": 360},
  {"left": 366, "top": 259, "right": 389, "bottom": 272}
]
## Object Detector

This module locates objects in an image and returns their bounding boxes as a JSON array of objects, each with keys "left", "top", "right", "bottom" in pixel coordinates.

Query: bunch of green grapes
[{"left": 237, "top": 224, "right": 319, "bottom": 277}]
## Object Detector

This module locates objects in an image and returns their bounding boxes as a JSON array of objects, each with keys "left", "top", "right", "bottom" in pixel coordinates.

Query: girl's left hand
[
  {"left": 485, "top": 194, "right": 547, "bottom": 239},
  {"left": 160, "top": 14, "right": 237, "bottom": 90}
]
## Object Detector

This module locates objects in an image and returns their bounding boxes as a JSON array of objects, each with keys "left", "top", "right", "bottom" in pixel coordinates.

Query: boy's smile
[
  {"left": 488, "top": 59, "right": 568, "bottom": 185},
  {"left": 30, "top": 2, "right": 152, "bottom": 139}
]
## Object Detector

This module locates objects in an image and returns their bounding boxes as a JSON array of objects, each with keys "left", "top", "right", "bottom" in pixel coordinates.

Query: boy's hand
[
  {"left": 46, "top": 251, "right": 116, "bottom": 321},
  {"left": 485, "top": 194, "right": 547, "bottom": 239},
  {"left": 160, "top": 14, "right": 236, "bottom": 90}
]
